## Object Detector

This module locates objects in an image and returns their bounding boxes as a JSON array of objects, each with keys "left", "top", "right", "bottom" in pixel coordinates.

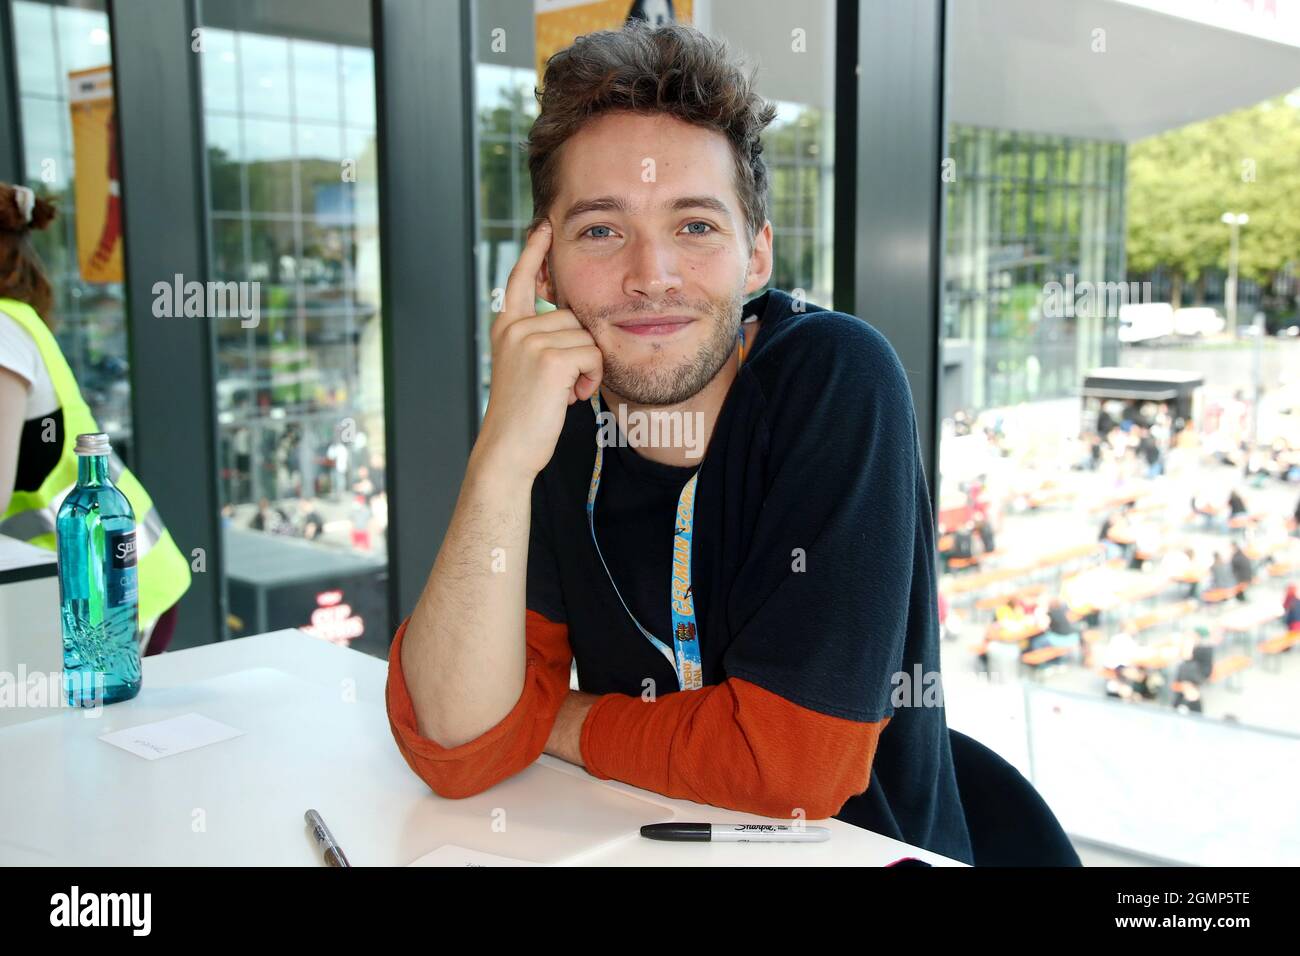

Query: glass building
[{"left": 942, "top": 126, "right": 1126, "bottom": 413}]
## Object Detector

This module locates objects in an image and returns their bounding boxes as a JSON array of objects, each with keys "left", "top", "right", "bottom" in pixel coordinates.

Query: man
[
  {"left": 1136, "top": 427, "right": 1161, "bottom": 478},
  {"left": 1229, "top": 543, "right": 1253, "bottom": 602},
  {"left": 1031, "top": 599, "right": 1080, "bottom": 667},
  {"left": 249, "top": 496, "right": 292, "bottom": 536},
  {"left": 297, "top": 497, "right": 325, "bottom": 542},
  {"left": 384, "top": 21, "right": 972, "bottom": 864},
  {"left": 1098, "top": 510, "right": 1124, "bottom": 561},
  {"left": 1208, "top": 552, "right": 1235, "bottom": 592},
  {"left": 1227, "top": 488, "right": 1247, "bottom": 519},
  {"left": 942, "top": 522, "right": 975, "bottom": 571},
  {"left": 1044, "top": 599, "right": 1076, "bottom": 639}
]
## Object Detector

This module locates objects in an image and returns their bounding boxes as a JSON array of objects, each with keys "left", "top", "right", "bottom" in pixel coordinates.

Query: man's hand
[
  {"left": 473, "top": 219, "right": 604, "bottom": 483},
  {"left": 543, "top": 690, "right": 599, "bottom": 767}
]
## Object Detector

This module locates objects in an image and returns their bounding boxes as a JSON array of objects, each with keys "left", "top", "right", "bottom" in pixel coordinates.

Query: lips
[{"left": 612, "top": 315, "right": 695, "bottom": 336}]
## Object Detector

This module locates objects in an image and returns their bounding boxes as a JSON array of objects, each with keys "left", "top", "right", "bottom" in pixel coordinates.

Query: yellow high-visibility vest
[{"left": 0, "top": 297, "right": 191, "bottom": 623}]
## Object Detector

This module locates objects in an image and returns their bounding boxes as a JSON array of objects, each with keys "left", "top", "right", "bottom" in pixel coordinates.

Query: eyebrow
[{"left": 560, "top": 195, "right": 734, "bottom": 228}]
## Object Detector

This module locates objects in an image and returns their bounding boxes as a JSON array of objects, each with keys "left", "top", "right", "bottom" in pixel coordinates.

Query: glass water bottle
[{"left": 55, "top": 432, "right": 141, "bottom": 706}]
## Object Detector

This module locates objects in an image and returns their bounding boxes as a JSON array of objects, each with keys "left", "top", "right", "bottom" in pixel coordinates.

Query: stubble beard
[{"left": 570, "top": 287, "right": 745, "bottom": 406}]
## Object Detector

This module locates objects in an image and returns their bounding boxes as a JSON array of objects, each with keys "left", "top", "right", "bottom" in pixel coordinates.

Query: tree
[{"left": 1127, "top": 94, "right": 1300, "bottom": 308}]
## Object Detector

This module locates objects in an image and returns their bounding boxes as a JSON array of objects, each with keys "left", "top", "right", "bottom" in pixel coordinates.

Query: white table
[
  {"left": 0, "top": 629, "right": 966, "bottom": 866},
  {"left": 0, "top": 535, "right": 60, "bottom": 729}
]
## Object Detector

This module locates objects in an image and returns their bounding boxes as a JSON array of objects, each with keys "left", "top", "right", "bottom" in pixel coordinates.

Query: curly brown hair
[
  {"left": 0, "top": 183, "right": 58, "bottom": 324},
  {"left": 526, "top": 19, "right": 776, "bottom": 250}
]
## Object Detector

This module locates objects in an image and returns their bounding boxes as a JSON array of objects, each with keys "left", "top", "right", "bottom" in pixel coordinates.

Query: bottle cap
[{"left": 74, "top": 432, "right": 112, "bottom": 456}]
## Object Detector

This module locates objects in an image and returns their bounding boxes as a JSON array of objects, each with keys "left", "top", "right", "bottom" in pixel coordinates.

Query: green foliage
[{"left": 1127, "top": 95, "right": 1300, "bottom": 283}]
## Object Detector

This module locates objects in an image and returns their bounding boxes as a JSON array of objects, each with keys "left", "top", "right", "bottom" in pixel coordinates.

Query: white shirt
[{"left": 0, "top": 311, "right": 59, "bottom": 420}]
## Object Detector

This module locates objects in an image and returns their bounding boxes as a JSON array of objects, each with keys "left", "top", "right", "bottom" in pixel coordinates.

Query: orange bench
[
  {"left": 1021, "top": 646, "right": 1073, "bottom": 674},
  {"left": 1258, "top": 633, "right": 1300, "bottom": 671},
  {"left": 1207, "top": 655, "right": 1252, "bottom": 689},
  {"left": 1245, "top": 540, "right": 1288, "bottom": 562},
  {"left": 1091, "top": 492, "right": 1145, "bottom": 514},
  {"left": 974, "top": 584, "right": 1046, "bottom": 613},
  {"left": 949, "top": 548, "right": 1001, "bottom": 569},
  {"left": 1123, "top": 600, "right": 1199, "bottom": 636},
  {"left": 1028, "top": 488, "right": 1076, "bottom": 510},
  {"left": 1171, "top": 656, "right": 1252, "bottom": 694},
  {"left": 945, "top": 543, "right": 1103, "bottom": 596},
  {"left": 1201, "top": 583, "right": 1245, "bottom": 605}
]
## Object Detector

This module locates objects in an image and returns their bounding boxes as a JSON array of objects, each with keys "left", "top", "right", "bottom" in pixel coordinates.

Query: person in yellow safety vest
[{"left": 0, "top": 182, "right": 191, "bottom": 654}]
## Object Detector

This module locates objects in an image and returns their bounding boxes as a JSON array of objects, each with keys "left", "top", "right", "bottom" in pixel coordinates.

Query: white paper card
[
  {"left": 99, "top": 713, "right": 245, "bottom": 760},
  {"left": 408, "top": 844, "right": 541, "bottom": 867}
]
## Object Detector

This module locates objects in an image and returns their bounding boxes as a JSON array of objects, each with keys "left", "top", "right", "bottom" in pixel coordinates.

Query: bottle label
[
  {"left": 109, "top": 530, "right": 137, "bottom": 570},
  {"left": 108, "top": 529, "right": 138, "bottom": 607}
]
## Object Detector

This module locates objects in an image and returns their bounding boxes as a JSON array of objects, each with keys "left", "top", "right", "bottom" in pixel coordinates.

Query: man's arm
[
  {"left": 398, "top": 218, "right": 600, "bottom": 751},
  {"left": 387, "top": 607, "right": 572, "bottom": 799},
  {"left": 544, "top": 690, "right": 597, "bottom": 766},
  {"left": 399, "top": 448, "right": 534, "bottom": 748},
  {"left": 542, "top": 683, "right": 883, "bottom": 820}
]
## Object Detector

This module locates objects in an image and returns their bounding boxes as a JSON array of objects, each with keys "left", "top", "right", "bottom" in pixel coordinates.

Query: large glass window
[
  {"left": 471, "top": 0, "right": 835, "bottom": 414},
  {"left": 11, "top": 0, "right": 132, "bottom": 459},
  {"left": 939, "top": 0, "right": 1300, "bottom": 866},
  {"left": 196, "top": 0, "right": 389, "bottom": 656}
]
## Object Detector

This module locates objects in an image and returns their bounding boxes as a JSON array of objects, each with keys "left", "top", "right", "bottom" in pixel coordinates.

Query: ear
[
  {"left": 537, "top": 245, "right": 557, "bottom": 306},
  {"left": 743, "top": 219, "right": 774, "bottom": 296}
]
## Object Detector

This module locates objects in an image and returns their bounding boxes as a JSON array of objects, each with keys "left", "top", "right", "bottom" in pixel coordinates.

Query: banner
[
  {"left": 68, "top": 66, "right": 122, "bottom": 284},
  {"left": 534, "top": 0, "right": 694, "bottom": 80}
]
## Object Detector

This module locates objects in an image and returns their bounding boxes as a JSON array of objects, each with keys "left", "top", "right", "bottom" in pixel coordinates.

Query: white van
[
  {"left": 1118, "top": 302, "right": 1175, "bottom": 344},
  {"left": 1172, "top": 307, "right": 1225, "bottom": 337}
]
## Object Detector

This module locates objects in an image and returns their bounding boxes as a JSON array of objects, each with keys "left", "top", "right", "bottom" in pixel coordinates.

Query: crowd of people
[
  {"left": 225, "top": 459, "right": 388, "bottom": 553},
  {"left": 940, "top": 392, "right": 1300, "bottom": 723}
]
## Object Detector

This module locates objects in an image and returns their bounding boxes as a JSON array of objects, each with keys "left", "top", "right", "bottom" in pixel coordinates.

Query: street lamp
[{"left": 1221, "top": 212, "right": 1249, "bottom": 335}]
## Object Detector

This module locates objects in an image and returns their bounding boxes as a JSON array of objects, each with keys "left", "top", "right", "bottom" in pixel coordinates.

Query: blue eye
[
  {"left": 583, "top": 225, "right": 614, "bottom": 239},
  {"left": 683, "top": 221, "right": 713, "bottom": 236}
]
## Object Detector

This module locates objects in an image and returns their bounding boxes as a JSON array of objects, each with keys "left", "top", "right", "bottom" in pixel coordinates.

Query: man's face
[{"left": 537, "top": 111, "right": 773, "bottom": 406}]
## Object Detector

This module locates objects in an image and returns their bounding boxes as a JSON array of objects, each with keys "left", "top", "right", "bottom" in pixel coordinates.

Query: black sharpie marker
[{"left": 641, "top": 823, "right": 831, "bottom": 843}]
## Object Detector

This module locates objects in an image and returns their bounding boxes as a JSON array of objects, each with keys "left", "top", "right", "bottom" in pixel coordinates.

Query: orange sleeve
[
  {"left": 385, "top": 609, "right": 572, "bottom": 798},
  {"left": 579, "top": 678, "right": 889, "bottom": 820}
]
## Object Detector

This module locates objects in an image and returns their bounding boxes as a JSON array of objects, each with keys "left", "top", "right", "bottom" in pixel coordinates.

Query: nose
[{"left": 622, "top": 233, "right": 683, "bottom": 301}]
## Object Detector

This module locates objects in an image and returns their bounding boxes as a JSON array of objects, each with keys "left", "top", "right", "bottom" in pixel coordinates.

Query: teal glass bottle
[{"left": 55, "top": 433, "right": 141, "bottom": 706}]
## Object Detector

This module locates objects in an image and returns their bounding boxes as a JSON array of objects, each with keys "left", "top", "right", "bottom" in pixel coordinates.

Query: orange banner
[
  {"left": 534, "top": 0, "right": 694, "bottom": 80},
  {"left": 68, "top": 66, "right": 123, "bottom": 284}
]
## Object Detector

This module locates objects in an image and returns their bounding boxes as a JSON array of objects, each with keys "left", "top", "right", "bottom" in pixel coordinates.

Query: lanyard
[{"left": 585, "top": 322, "right": 749, "bottom": 691}]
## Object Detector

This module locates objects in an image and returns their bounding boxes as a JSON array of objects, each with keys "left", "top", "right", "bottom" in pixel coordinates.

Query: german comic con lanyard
[{"left": 585, "top": 323, "right": 749, "bottom": 692}]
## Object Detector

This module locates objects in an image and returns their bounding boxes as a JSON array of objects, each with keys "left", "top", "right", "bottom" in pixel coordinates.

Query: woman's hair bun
[
  {"left": 0, "top": 184, "right": 57, "bottom": 232},
  {"left": 28, "top": 195, "right": 57, "bottom": 231}
]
